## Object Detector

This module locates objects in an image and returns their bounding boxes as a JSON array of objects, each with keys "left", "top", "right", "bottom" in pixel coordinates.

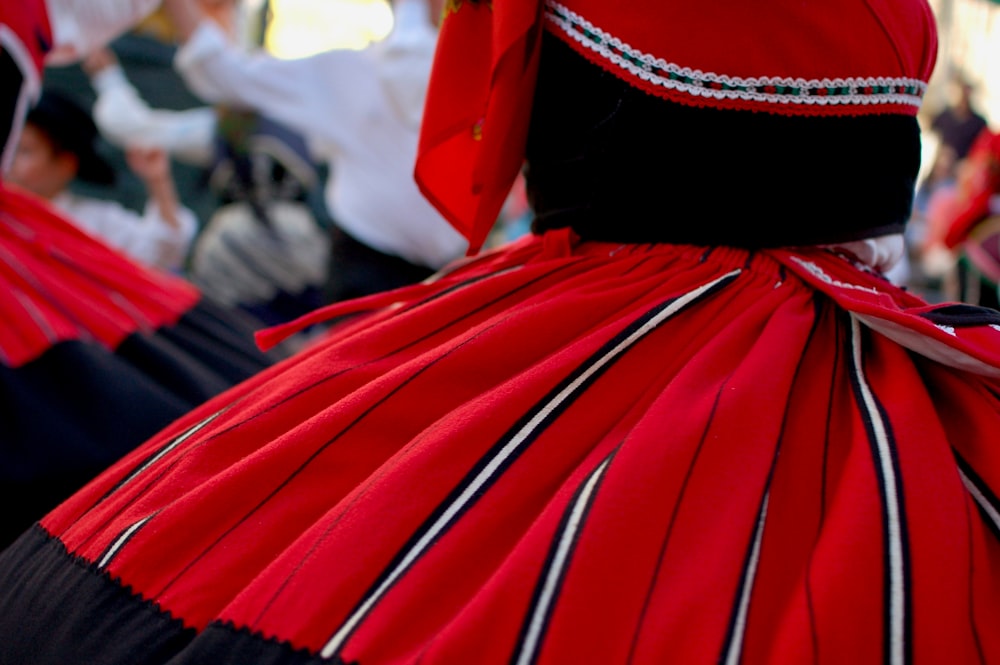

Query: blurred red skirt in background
[{"left": 0, "top": 183, "right": 278, "bottom": 548}]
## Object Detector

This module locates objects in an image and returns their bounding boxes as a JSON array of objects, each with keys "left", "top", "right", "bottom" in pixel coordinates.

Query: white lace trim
[
  {"left": 788, "top": 257, "right": 881, "bottom": 295},
  {"left": 544, "top": 0, "right": 927, "bottom": 111}
]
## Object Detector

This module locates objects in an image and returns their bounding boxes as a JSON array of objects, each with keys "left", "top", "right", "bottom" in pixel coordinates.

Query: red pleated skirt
[{"left": 4, "top": 228, "right": 1000, "bottom": 665}]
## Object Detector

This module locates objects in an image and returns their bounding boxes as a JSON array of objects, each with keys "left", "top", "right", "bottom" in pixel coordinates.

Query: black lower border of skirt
[{"left": 0, "top": 525, "right": 328, "bottom": 665}]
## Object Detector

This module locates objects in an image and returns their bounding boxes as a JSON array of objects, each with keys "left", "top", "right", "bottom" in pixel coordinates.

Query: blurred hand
[
  {"left": 921, "top": 244, "right": 956, "bottom": 279},
  {"left": 201, "top": 0, "right": 240, "bottom": 36},
  {"left": 161, "top": 0, "right": 204, "bottom": 42},
  {"left": 81, "top": 47, "right": 119, "bottom": 77},
  {"left": 164, "top": 0, "right": 238, "bottom": 41},
  {"left": 126, "top": 146, "right": 184, "bottom": 229},
  {"left": 125, "top": 146, "right": 171, "bottom": 185}
]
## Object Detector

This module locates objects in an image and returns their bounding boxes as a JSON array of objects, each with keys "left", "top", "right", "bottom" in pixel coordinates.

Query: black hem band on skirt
[
  {"left": 0, "top": 525, "right": 196, "bottom": 665},
  {"left": 0, "top": 526, "right": 328, "bottom": 665}
]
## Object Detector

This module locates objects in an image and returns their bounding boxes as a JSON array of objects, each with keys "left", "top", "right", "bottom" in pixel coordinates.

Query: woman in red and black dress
[
  {"left": 0, "top": 0, "right": 279, "bottom": 548},
  {"left": 3, "top": 0, "right": 1000, "bottom": 664}
]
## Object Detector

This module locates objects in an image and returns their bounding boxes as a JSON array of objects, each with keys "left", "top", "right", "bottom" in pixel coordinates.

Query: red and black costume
[{"left": 3, "top": 1, "right": 1000, "bottom": 664}]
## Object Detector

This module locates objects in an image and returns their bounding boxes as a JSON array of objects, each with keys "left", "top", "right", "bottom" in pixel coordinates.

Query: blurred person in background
[
  {"left": 162, "top": 0, "right": 467, "bottom": 304},
  {"left": 8, "top": 89, "right": 198, "bottom": 273},
  {"left": 84, "top": 45, "right": 332, "bottom": 328},
  {"left": 933, "top": 127, "right": 1000, "bottom": 309},
  {"left": 931, "top": 74, "right": 989, "bottom": 164}
]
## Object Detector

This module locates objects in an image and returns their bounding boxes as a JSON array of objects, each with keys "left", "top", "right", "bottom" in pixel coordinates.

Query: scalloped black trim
[
  {"left": 167, "top": 622, "right": 333, "bottom": 665},
  {"left": 0, "top": 524, "right": 358, "bottom": 665},
  {"left": 0, "top": 525, "right": 195, "bottom": 664},
  {"left": 0, "top": 526, "right": 348, "bottom": 664}
]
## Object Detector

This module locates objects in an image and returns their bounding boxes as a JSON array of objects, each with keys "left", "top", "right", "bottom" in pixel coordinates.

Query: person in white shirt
[
  {"left": 7, "top": 89, "right": 198, "bottom": 273},
  {"left": 162, "top": 0, "right": 468, "bottom": 302}
]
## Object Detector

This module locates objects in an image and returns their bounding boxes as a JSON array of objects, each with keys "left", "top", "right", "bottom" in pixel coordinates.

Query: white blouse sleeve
[
  {"left": 174, "top": 21, "right": 363, "bottom": 154},
  {"left": 43, "top": 0, "right": 160, "bottom": 65},
  {"left": 58, "top": 193, "right": 199, "bottom": 273},
  {"left": 91, "top": 64, "right": 218, "bottom": 167}
]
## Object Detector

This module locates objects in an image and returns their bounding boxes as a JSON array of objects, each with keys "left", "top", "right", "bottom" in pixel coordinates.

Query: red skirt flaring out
[{"left": 2, "top": 229, "right": 1000, "bottom": 665}]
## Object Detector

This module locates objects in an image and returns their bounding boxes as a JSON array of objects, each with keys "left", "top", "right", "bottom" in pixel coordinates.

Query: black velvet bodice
[{"left": 524, "top": 33, "right": 922, "bottom": 247}]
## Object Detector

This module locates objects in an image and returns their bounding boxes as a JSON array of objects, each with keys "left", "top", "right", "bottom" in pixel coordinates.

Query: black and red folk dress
[
  {"left": 0, "top": 4, "right": 278, "bottom": 548},
  {"left": 3, "top": 2, "right": 1000, "bottom": 664}
]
